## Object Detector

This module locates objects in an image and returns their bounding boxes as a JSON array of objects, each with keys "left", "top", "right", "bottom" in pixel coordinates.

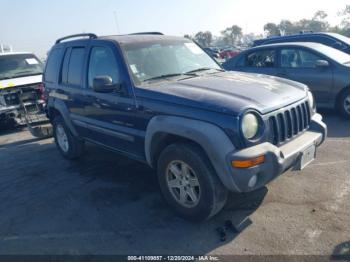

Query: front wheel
[
  {"left": 338, "top": 89, "right": 350, "bottom": 119},
  {"left": 157, "top": 143, "right": 228, "bottom": 221}
]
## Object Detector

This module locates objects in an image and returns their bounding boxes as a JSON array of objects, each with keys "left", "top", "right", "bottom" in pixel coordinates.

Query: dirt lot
[{"left": 0, "top": 110, "right": 349, "bottom": 257}]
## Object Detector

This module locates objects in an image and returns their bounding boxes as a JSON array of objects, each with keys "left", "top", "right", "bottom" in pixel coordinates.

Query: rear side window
[
  {"left": 247, "top": 49, "right": 275, "bottom": 67},
  {"left": 280, "top": 48, "right": 322, "bottom": 68},
  {"left": 67, "top": 47, "right": 86, "bottom": 86},
  {"left": 44, "top": 49, "right": 62, "bottom": 83}
]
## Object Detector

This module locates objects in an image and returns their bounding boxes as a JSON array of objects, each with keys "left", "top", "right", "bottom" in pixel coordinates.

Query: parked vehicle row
[
  {"left": 203, "top": 46, "right": 241, "bottom": 60},
  {"left": 43, "top": 33, "right": 326, "bottom": 221}
]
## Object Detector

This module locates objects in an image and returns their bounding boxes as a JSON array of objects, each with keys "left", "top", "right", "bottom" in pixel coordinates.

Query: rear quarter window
[{"left": 44, "top": 49, "right": 63, "bottom": 83}]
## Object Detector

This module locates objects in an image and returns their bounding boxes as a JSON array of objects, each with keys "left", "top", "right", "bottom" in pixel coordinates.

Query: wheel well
[
  {"left": 336, "top": 86, "right": 350, "bottom": 104},
  {"left": 48, "top": 107, "right": 62, "bottom": 122},
  {"left": 150, "top": 132, "right": 207, "bottom": 167}
]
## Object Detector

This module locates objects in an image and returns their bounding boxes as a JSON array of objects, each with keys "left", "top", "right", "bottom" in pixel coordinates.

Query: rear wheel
[
  {"left": 337, "top": 89, "right": 350, "bottom": 119},
  {"left": 53, "top": 116, "right": 84, "bottom": 160},
  {"left": 157, "top": 143, "right": 228, "bottom": 221}
]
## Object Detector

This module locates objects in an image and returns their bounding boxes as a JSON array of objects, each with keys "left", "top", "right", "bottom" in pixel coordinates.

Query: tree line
[{"left": 186, "top": 5, "right": 350, "bottom": 47}]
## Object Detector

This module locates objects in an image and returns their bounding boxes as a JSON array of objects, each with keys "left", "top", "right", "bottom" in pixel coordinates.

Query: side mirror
[
  {"left": 93, "top": 76, "right": 121, "bottom": 93},
  {"left": 315, "top": 60, "right": 329, "bottom": 68}
]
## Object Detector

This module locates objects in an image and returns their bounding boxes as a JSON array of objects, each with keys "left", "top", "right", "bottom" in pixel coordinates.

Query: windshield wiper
[
  {"left": 0, "top": 76, "right": 13, "bottom": 80},
  {"left": 13, "top": 72, "right": 42, "bottom": 78},
  {"left": 143, "top": 73, "right": 196, "bottom": 82},
  {"left": 185, "top": 68, "right": 224, "bottom": 74}
]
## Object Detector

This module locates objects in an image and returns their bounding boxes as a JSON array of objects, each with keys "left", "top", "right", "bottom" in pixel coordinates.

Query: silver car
[{"left": 223, "top": 42, "right": 350, "bottom": 118}]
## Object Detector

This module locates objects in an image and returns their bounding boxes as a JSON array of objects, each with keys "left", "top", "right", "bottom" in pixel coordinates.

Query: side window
[
  {"left": 61, "top": 48, "right": 71, "bottom": 84},
  {"left": 246, "top": 50, "right": 275, "bottom": 68},
  {"left": 44, "top": 49, "right": 62, "bottom": 83},
  {"left": 88, "top": 46, "right": 120, "bottom": 89},
  {"left": 280, "top": 48, "right": 322, "bottom": 68},
  {"left": 236, "top": 55, "right": 245, "bottom": 67},
  {"left": 67, "top": 47, "right": 86, "bottom": 86}
]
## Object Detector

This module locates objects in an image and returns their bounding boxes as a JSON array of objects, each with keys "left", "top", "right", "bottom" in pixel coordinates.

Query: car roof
[
  {"left": 254, "top": 32, "right": 344, "bottom": 44},
  {"left": 0, "top": 52, "right": 34, "bottom": 56},
  {"left": 54, "top": 33, "right": 188, "bottom": 46},
  {"left": 247, "top": 41, "right": 328, "bottom": 51},
  {"left": 101, "top": 34, "right": 187, "bottom": 44}
]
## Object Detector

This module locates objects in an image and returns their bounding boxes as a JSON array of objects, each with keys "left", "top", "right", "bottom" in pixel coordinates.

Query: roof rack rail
[
  {"left": 55, "top": 33, "right": 98, "bottom": 44},
  {"left": 128, "top": 32, "right": 164, "bottom": 36}
]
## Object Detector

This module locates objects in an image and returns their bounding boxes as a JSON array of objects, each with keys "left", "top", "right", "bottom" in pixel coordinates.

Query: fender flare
[
  {"left": 145, "top": 115, "right": 240, "bottom": 192},
  {"left": 49, "top": 99, "right": 79, "bottom": 137}
]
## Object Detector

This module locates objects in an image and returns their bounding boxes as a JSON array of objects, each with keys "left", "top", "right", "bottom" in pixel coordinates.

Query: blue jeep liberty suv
[{"left": 44, "top": 33, "right": 327, "bottom": 221}]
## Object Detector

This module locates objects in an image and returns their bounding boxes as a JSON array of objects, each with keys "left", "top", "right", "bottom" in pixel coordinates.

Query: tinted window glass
[
  {"left": 88, "top": 47, "right": 120, "bottom": 88},
  {"left": 67, "top": 47, "right": 85, "bottom": 86},
  {"left": 44, "top": 49, "right": 61, "bottom": 83},
  {"left": 61, "top": 48, "right": 71, "bottom": 84},
  {"left": 280, "top": 48, "right": 322, "bottom": 68},
  {"left": 247, "top": 50, "right": 275, "bottom": 67}
]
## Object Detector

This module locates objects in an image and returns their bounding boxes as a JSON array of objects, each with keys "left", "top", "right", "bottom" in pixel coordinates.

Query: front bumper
[{"left": 227, "top": 113, "right": 327, "bottom": 193}]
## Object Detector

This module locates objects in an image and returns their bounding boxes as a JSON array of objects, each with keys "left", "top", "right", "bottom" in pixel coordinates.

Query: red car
[{"left": 219, "top": 48, "right": 240, "bottom": 60}]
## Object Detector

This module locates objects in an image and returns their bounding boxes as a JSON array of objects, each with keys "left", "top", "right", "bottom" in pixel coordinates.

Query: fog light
[{"left": 248, "top": 175, "right": 258, "bottom": 188}]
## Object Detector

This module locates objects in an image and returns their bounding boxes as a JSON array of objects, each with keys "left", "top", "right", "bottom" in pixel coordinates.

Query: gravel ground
[{"left": 0, "top": 110, "right": 349, "bottom": 258}]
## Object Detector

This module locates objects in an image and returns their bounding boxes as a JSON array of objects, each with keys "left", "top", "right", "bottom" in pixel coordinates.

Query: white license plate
[{"left": 299, "top": 145, "right": 316, "bottom": 170}]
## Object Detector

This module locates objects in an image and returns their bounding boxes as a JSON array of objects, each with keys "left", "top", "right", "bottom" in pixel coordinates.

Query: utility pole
[{"left": 113, "top": 11, "right": 120, "bottom": 34}]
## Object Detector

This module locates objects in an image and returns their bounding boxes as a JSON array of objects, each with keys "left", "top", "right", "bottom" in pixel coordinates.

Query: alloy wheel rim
[
  {"left": 344, "top": 94, "right": 350, "bottom": 115},
  {"left": 166, "top": 160, "right": 201, "bottom": 208},
  {"left": 56, "top": 124, "right": 69, "bottom": 153}
]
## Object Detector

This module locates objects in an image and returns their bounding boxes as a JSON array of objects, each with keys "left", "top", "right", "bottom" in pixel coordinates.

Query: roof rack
[
  {"left": 128, "top": 32, "right": 164, "bottom": 36},
  {"left": 55, "top": 33, "right": 98, "bottom": 44}
]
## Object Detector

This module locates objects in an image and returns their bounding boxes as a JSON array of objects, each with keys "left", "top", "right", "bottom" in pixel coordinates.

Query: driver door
[
  {"left": 76, "top": 44, "right": 140, "bottom": 156},
  {"left": 277, "top": 47, "right": 333, "bottom": 103}
]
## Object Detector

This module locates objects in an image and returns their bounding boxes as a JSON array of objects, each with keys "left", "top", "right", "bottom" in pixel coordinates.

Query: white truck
[{"left": 0, "top": 51, "right": 50, "bottom": 136}]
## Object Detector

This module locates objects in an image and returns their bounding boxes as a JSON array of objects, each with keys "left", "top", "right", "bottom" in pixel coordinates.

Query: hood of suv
[{"left": 137, "top": 71, "right": 308, "bottom": 115}]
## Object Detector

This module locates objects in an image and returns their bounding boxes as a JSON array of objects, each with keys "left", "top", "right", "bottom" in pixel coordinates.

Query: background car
[
  {"left": 219, "top": 47, "right": 240, "bottom": 60},
  {"left": 253, "top": 32, "right": 350, "bottom": 55},
  {"left": 0, "top": 52, "right": 45, "bottom": 127},
  {"left": 223, "top": 42, "right": 350, "bottom": 118}
]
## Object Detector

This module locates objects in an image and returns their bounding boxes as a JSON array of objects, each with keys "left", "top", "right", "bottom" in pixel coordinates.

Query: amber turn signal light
[{"left": 232, "top": 155, "right": 265, "bottom": 168}]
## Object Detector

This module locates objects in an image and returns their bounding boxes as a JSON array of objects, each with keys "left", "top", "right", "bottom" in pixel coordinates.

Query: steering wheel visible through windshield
[{"left": 121, "top": 39, "right": 221, "bottom": 83}]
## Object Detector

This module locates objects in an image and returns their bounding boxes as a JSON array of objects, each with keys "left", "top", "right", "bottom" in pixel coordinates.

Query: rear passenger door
[
  {"left": 277, "top": 47, "right": 333, "bottom": 103},
  {"left": 240, "top": 48, "right": 278, "bottom": 76},
  {"left": 60, "top": 45, "right": 89, "bottom": 133}
]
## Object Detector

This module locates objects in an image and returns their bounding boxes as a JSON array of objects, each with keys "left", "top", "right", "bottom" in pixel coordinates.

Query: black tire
[
  {"left": 52, "top": 116, "right": 84, "bottom": 160},
  {"left": 337, "top": 88, "right": 350, "bottom": 119},
  {"left": 157, "top": 142, "right": 228, "bottom": 221}
]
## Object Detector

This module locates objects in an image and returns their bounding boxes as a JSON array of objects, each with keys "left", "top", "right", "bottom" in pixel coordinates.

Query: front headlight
[
  {"left": 241, "top": 113, "right": 259, "bottom": 140},
  {"left": 307, "top": 91, "right": 315, "bottom": 110}
]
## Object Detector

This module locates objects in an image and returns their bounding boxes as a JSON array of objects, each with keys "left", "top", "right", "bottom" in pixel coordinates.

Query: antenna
[{"left": 113, "top": 11, "right": 120, "bottom": 34}]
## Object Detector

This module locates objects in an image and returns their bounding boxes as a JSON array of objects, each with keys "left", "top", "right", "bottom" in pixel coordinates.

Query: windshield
[
  {"left": 121, "top": 39, "right": 221, "bottom": 83},
  {"left": 316, "top": 44, "right": 350, "bottom": 65},
  {"left": 0, "top": 54, "right": 43, "bottom": 80}
]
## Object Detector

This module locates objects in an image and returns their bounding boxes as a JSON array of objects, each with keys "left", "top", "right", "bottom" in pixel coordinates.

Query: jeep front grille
[{"left": 269, "top": 101, "right": 311, "bottom": 145}]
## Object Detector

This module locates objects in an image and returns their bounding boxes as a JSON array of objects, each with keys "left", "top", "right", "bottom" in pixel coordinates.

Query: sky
[{"left": 0, "top": 0, "right": 349, "bottom": 57}]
